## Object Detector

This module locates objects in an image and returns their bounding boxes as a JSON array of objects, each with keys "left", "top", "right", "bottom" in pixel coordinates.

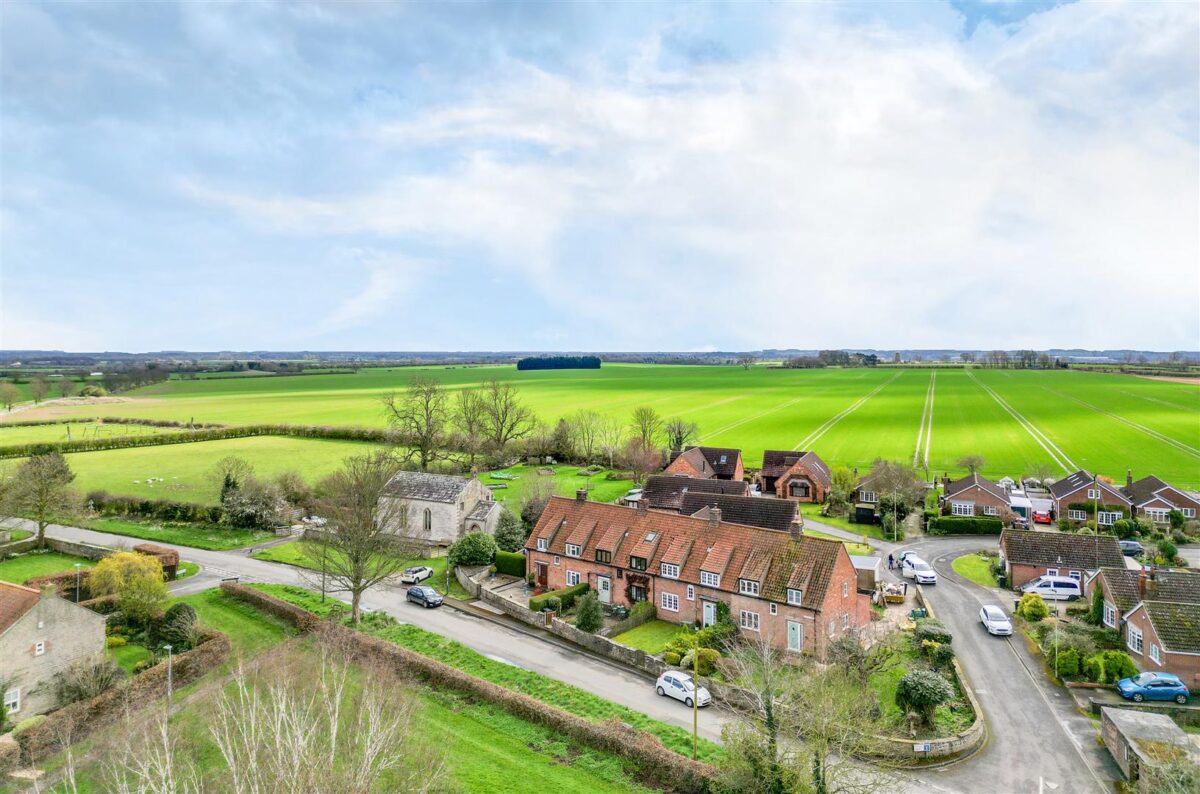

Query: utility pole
[
  {"left": 164, "top": 644, "right": 174, "bottom": 701},
  {"left": 74, "top": 563, "right": 81, "bottom": 603}
]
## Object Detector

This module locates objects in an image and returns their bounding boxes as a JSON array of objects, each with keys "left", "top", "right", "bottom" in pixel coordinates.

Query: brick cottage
[{"left": 524, "top": 493, "right": 870, "bottom": 660}]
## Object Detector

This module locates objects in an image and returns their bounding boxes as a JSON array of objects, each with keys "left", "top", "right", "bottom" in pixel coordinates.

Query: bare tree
[
  {"left": 716, "top": 636, "right": 789, "bottom": 794},
  {"left": 29, "top": 376, "right": 50, "bottom": 404},
  {"left": 302, "top": 452, "right": 415, "bottom": 623},
  {"left": 0, "top": 382, "right": 18, "bottom": 411},
  {"left": 868, "top": 459, "right": 925, "bottom": 541},
  {"left": 663, "top": 417, "right": 699, "bottom": 452},
  {"left": 569, "top": 409, "right": 602, "bottom": 463},
  {"left": 1027, "top": 462, "right": 1055, "bottom": 484},
  {"left": 58, "top": 378, "right": 79, "bottom": 399},
  {"left": 737, "top": 355, "right": 756, "bottom": 370},
  {"left": 623, "top": 437, "right": 661, "bottom": 485},
  {"left": 596, "top": 415, "right": 625, "bottom": 469},
  {"left": 630, "top": 406, "right": 663, "bottom": 449},
  {"left": 382, "top": 376, "right": 449, "bottom": 471},
  {"left": 480, "top": 379, "right": 535, "bottom": 454},
  {"left": 955, "top": 454, "right": 985, "bottom": 474},
  {"left": 2, "top": 452, "right": 81, "bottom": 549},
  {"left": 451, "top": 387, "right": 488, "bottom": 469}
]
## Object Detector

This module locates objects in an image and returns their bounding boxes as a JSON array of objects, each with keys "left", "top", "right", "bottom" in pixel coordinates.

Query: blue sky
[{"left": 1, "top": 0, "right": 1196, "bottom": 352}]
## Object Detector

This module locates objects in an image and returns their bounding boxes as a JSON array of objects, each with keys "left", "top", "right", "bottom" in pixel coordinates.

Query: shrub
[
  {"left": 158, "top": 602, "right": 199, "bottom": 651},
  {"left": 1158, "top": 539, "right": 1178, "bottom": 561},
  {"left": 493, "top": 508, "right": 527, "bottom": 553},
  {"left": 52, "top": 657, "right": 125, "bottom": 707},
  {"left": 630, "top": 600, "right": 657, "bottom": 619},
  {"left": 105, "top": 635, "right": 127, "bottom": 648},
  {"left": 88, "top": 551, "right": 169, "bottom": 626},
  {"left": 1058, "top": 519, "right": 1071, "bottom": 532},
  {"left": 1083, "top": 650, "right": 1138, "bottom": 684},
  {"left": 1110, "top": 519, "right": 1138, "bottom": 540},
  {"left": 574, "top": 592, "right": 603, "bottom": 633},
  {"left": 1089, "top": 583, "right": 1105, "bottom": 625},
  {"left": 12, "top": 715, "right": 46, "bottom": 735},
  {"left": 679, "top": 648, "right": 721, "bottom": 677},
  {"left": 528, "top": 582, "right": 588, "bottom": 612},
  {"left": 914, "top": 618, "right": 952, "bottom": 645},
  {"left": 1017, "top": 592, "right": 1049, "bottom": 622},
  {"left": 1172, "top": 530, "right": 1189, "bottom": 546},
  {"left": 926, "top": 516, "right": 1003, "bottom": 535},
  {"left": 545, "top": 596, "right": 562, "bottom": 613},
  {"left": 895, "top": 670, "right": 955, "bottom": 728},
  {"left": 447, "top": 532, "right": 497, "bottom": 568},
  {"left": 1053, "top": 647, "right": 1081, "bottom": 679},
  {"left": 921, "top": 640, "right": 955, "bottom": 670},
  {"left": 1169, "top": 510, "right": 1186, "bottom": 531},
  {"left": 664, "top": 651, "right": 682, "bottom": 666},
  {"left": 494, "top": 550, "right": 526, "bottom": 578}
]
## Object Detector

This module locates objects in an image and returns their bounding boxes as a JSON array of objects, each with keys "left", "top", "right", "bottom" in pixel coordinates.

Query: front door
[
  {"left": 702, "top": 601, "right": 716, "bottom": 627},
  {"left": 597, "top": 576, "right": 611, "bottom": 604},
  {"left": 535, "top": 562, "right": 548, "bottom": 589},
  {"left": 787, "top": 621, "right": 803, "bottom": 652}
]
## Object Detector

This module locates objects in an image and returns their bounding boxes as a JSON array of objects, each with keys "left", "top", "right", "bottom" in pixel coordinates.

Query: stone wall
[
  {"left": 454, "top": 564, "right": 489, "bottom": 598},
  {"left": 601, "top": 604, "right": 658, "bottom": 638},
  {"left": 1, "top": 592, "right": 107, "bottom": 717}
]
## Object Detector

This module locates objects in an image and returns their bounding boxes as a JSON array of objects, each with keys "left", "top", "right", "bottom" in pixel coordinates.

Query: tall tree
[
  {"left": 956, "top": 454, "right": 985, "bottom": 474},
  {"left": 382, "top": 376, "right": 449, "bottom": 471},
  {"left": 451, "top": 387, "right": 488, "bottom": 469},
  {"left": 57, "top": 378, "right": 79, "bottom": 398},
  {"left": 623, "top": 437, "right": 660, "bottom": 485},
  {"left": 569, "top": 409, "right": 602, "bottom": 463},
  {"left": 29, "top": 377, "right": 50, "bottom": 404},
  {"left": 301, "top": 452, "right": 415, "bottom": 623},
  {"left": 663, "top": 417, "right": 699, "bottom": 451},
  {"left": 630, "top": 406, "right": 663, "bottom": 449},
  {"left": 2, "top": 452, "right": 81, "bottom": 549},
  {"left": 827, "top": 465, "right": 857, "bottom": 514},
  {"left": 0, "top": 382, "right": 18, "bottom": 411},
  {"left": 596, "top": 415, "right": 625, "bottom": 469},
  {"left": 868, "top": 459, "right": 926, "bottom": 540},
  {"left": 480, "top": 379, "right": 535, "bottom": 452}
]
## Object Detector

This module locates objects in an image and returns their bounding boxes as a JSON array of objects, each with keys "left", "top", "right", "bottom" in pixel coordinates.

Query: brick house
[
  {"left": 849, "top": 470, "right": 882, "bottom": 524},
  {"left": 1049, "top": 470, "right": 1132, "bottom": 528},
  {"left": 663, "top": 446, "right": 744, "bottom": 481},
  {"left": 1120, "top": 472, "right": 1200, "bottom": 528},
  {"left": 940, "top": 472, "right": 1010, "bottom": 518},
  {"left": 755, "top": 450, "right": 832, "bottom": 503},
  {"left": 642, "top": 475, "right": 749, "bottom": 511},
  {"left": 998, "top": 529, "right": 1124, "bottom": 590},
  {"left": 1, "top": 582, "right": 106, "bottom": 717},
  {"left": 524, "top": 494, "right": 870, "bottom": 659},
  {"left": 678, "top": 492, "right": 799, "bottom": 533}
]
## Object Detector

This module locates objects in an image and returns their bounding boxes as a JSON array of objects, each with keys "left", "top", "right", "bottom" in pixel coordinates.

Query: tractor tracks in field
[
  {"left": 967, "top": 370, "right": 1077, "bottom": 474},
  {"left": 913, "top": 371, "right": 936, "bottom": 469},
  {"left": 1040, "top": 386, "right": 1200, "bottom": 459},
  {"left": 793, "top": 373, "right": 901, "bottom": 451}
]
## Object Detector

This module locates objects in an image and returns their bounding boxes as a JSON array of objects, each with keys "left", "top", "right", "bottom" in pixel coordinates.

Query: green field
[
  {"left": 0, "top": 420, "right": 190, "bottom": 446},
  {"left": 5, "top": 364, "right": 1197, "bottom": 487},
  {"left": 0, "top": 551, "right": 95, "bottom": 584}
]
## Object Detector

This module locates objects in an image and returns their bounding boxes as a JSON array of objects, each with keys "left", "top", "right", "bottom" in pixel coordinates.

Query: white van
[
  {"left": 1020, "top": 575, "right": 1082, "bottom": 601},
  {"left": 902, "top": 555, "right": 938, "bottom": 585}
]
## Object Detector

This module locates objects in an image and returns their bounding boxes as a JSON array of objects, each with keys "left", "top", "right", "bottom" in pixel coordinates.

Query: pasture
[
  {"left": 0, "top": 420, "right": 187, "bottom": 445},
  {"left": 4, "top": 364, "right": 1197, "bottom": 488}
]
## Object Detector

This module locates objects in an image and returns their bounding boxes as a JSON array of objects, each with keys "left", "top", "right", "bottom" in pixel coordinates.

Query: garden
[{"left": 1014, "top": 592, "right": 1138, "bottom": 685}]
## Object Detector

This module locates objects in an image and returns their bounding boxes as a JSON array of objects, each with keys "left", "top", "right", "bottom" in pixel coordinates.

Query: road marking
[
  {"left": 793, "top": 373, "right": 901, "bottom": 451},
  {"left": 1040, "top": 385, "right": 1200, "bottom": 459},
  {"left": 966, "top": 371, "right": 1076, "bottom": 473}
]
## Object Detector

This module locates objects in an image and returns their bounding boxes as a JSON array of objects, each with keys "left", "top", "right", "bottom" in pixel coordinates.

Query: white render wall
[{"left": 1, "top": 592, "right": 107, "bottom": 717}]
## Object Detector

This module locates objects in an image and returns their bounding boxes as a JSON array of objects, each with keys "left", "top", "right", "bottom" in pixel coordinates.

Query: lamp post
[
  {"left": 164, "top": 644, "right": 174, "bottom": 701},
  {"left": 73, "top": 563, "right": 82, "bottom": 603}
]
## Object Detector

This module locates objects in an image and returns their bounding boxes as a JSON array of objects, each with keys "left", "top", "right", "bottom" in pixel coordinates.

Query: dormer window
[
  {"left": 719, "top": 454, "right": 727, "bottom": 464},
  {"left": 739, "top": 579, "right": 759, "bottom": 596},
  {"left": 787, "top": 588, "right": 803, "bottom": 605},
  {"left": 860, "top": 491, "right": 877, "bottom": 504},
  {"left": 629, "top": 556, "right": 647, "bottom": 571},
  {"left": 565, "top": 543, "right": 581, "bottom": 558},
  {"left": 596, "top": 549, "right": 612, "bottom": 564},
  {"left": 536, "top": 538, "right": 548, "bottom": 552},
  {"left": 660, "top": 563, "right": 680, "bottom": 579},
  {"left": 700, "top": 571, "right": 720, "bottom": 587}
]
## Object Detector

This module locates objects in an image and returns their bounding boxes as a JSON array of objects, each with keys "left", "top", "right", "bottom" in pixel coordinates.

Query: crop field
[
  {"left": 0, "top": 420, "right": 188, "bottom": 445},
  {"left": 4, "top": 364, "right": 1197, "bottom": 488}
]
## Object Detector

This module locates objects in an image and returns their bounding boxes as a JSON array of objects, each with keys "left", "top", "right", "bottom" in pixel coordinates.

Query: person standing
[{"left": 887, "top": 553, "right": 895, "bottom": 571}]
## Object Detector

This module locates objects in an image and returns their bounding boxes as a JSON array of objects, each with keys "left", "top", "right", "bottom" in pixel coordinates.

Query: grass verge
[
  {"left": 951, "top": 553, "right": 999, "bottom": 588},
  {"left": 799, "top": 503, "right": 884, "bottom": 540},
  {"left": 85, "top": 517, "right": 270, "bottom": 550},
  {"left": 0, "top": 551, "right": 95, "bottom": 584}
]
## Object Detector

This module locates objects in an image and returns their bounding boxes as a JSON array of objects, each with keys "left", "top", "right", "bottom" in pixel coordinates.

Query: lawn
[
  {"left": 85, "top": 517, "right": 270, "bottom": 550},
  {"left": 799, "top": 503, "right": 884, "bottom": 541},
  {"left": 483, "top": 463, "right": 634, "bottom": 508},
  {"left": 2, "top": 528, "right": 33, "bottom": 543},
  {"left": 868, "top": 645, "right": 975, "bottom": 738},
  {"left": 0, "top": 551, "right": 95, "bottom": 584},
  {"left": 176, "top": 586, "right": 296, "bottom": 655},
  {"left": 611, "top": 619, "right": 686, "bottom": 654},
  {"left": 176, "top": 561, "right": 199, "bottom": 579},
  {"left": 951, "top": 552, "right": 1000, "bottom": 588},
  {"left": 107, "top": 642, "right": 153, "bottom": 674}
]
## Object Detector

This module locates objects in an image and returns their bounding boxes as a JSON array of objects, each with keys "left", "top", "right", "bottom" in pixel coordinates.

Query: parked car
[
  {"left": 406, "top": 585, "right": 444, "bottom": 608},
  {"left": 979, "top": 605, "right": 1013, "bottom": 636},
  {"left": 1119, "top": 540, "right": 1144, "bottom": 557},
  {"left": 1012, "top": 516, "right": 1029, "bottom": 529},
  {"left": 902, "top": 555, "right": 938, "bottom": 585},
  {"left": 655, "top": 671, "right": 711, "bottom": 708},
  {"left": 1032, "top": 510, "right": 1052, "bottom": 525},
  {"left": 1020, "top": 575, "right": 1082, "bottom": 601},
  {"left": 1117, "top": 672, "right": 1191, "bottom": 704},
  {"left": 400, "top": 565, "right": 435, "bottom": 584}
]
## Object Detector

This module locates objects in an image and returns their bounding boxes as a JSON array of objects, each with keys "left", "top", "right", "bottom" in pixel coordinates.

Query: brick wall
[
  {"left": 663, "top": 456, "right": 706, "bottom": 478},
  {"left": 944, "top": 485, "right": 1009, "bottom": 517},
  {"left": 1125, "top": 608, "right": 1200, "bottom": 688}
]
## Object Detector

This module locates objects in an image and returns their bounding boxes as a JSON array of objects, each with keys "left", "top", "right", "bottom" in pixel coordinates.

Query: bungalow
[
  {"left": 1049, "top": 471, "right": 1132, "bottom": 528},
  {"left": 756, "top": 450, "right": 832, "bottom": 503},
  {"left": 524, "top": 494, "right": 870, "bottom": 659},
  {"left": 1121, "top": 472, "right": 1200, "bottom": 528},
  {"left": 663, "top": 446, "right": 744, "bottom": 481},
  {"left": 941, "top": 472, "right": 1010, "bottom": 518},
  {"left": 999, "top": 529, "right": 1124, "bottom": 590},
  {"left": 1085, "top": 566, "right": 1197, "bottom": 634},
  {"left": 641, "top": 475, "right": 750, "bottom": 511}
]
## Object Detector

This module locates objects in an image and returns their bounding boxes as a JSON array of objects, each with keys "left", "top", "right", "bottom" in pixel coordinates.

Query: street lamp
[
  {"left": 163, "top": 644, "right": 174, "bottom": 701},
  {"left": 74, "top": 563, "right": 82, "bottom": 603}
]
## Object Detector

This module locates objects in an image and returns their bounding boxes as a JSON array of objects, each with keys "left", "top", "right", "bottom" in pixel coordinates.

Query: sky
[{"left": 1, "top": 0, "right": 1197, "bottom": 353}]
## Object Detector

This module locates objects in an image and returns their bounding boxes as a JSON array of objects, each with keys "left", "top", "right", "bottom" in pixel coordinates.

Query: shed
[
  {"left": 849, "top": 555, "right": 882, "bottom": 593},
  {"left": 1100, "top": 706, "right": 1198, "bottom": 789}
]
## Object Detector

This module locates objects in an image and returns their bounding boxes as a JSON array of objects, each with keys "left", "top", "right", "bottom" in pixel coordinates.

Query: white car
[
  {"left": 399, "top": 565, "right": 435, "bottom": 585},
  {"left": 902, "top": 555, "right": 938, "bottom": 585},
  {"left": 656, "top": 671, "right": 711, "bottom": 708},
  {"left": 979, "top": 605, "right": 1013, "bottom": 636}
]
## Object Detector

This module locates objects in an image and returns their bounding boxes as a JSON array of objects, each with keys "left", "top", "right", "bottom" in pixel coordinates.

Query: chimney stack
[
  {"left": 1126, "top": 469, "right": 1133, "bottom": 488},
  {"left": 575, "top": 489, "right": 588, "bottom": 503},
  {"left": 637, "top": 496, "right": 648, "bottom": 515},
  {"left": 39, "top": 584, "right": 57, "bottom": 599},
  {"left": 1138, "top": 566, "right": 1147, "bottom": 600},
  {"left": 708, "top": 506, "right": 721, "bottom": 528},
  {"left": 789, "top": 520, "right": 802, "bottom": 541}
]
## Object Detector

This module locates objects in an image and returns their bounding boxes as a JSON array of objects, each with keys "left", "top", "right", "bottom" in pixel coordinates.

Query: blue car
[{"left": 1116, "top": 672, "right": 1190, "bottom": 704}]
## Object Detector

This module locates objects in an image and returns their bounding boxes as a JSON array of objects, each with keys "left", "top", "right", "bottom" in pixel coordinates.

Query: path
[{"left": 914, "top": 372, "right": 935, "bottom": 469}]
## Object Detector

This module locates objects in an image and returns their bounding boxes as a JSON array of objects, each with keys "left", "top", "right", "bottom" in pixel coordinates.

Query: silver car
[
  {"left": 399, "top": 565, "right": 434, "bottom": 584},
  {"left": 979, "top": 605, "right": 1012, "bottom": 636}
]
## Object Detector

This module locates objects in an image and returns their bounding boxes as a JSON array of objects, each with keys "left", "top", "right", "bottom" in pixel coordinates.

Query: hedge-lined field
[
  {"left": 0, "top": 420, "right": 189, "bottom": 446},
  {"left": 6, "top": 364, "right": 1197, "bottom": 486}
]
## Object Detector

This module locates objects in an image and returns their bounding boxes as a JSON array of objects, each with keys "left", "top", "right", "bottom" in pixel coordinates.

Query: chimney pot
[
  {"left": 1126, "top": 469, "right": 1133, "bottom": 488},
  {"left": 708, "top": 506, "right": 721, "bottom": 528},
  {"left": 575, "top": 489, "right": 587, "bottom": 503},
  {"left": 39, "top": 584, "right": 57, "bottom": 598}
]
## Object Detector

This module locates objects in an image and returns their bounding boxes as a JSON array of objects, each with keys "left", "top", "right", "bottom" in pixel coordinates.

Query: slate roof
[
  {"left": 1049, "top": 470, "right": 1131, "bottom": 504},
  {"left": 1096, "top": 567, "right": 1143, "bottom": 612},
  {"left": 1143, "top": 570, "right": 1200, "bottom": 604},
  {"left": 680, "top": 492, "right": 797, "bottom": 532},
  {"left": 642, "top": 475, "right": 749, "bottom": 510},
  {"left": 944, "top": 472, "right": 1008, "bottom": 502},
  {"left": 0, "top": 581, "right": 40, "bottom": 637},
  {"left": 1142, "top": 601, "right": 1200, "bottom": 654},
  {"left": 1122, "top": 476, "right": 1200, "bottom": 508},
  {"left": 759, "top": 450, "right": 832, "bottom": 489},
  {"left": 1000, "top": 529, "right": 1124, "bottom": 571},
  {"left": 467, "top": 501, "right": 499, "bottom": 521},
  {"left": 669, "top": 446, "right": 743, "bottom": 479},
  {"left": 526, "top": 497, "right": 848, "bottom": 610},
  {"left": 383, "top": 472, "right": 471, "bottom": 503}
]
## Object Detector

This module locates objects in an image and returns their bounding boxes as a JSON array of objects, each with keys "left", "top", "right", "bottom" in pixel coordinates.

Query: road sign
[{"left": 913, "top": 743, "right": 931, "bottom": 753}]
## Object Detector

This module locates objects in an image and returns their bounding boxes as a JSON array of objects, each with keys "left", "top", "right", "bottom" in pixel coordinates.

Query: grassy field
[
  {"left": 951, "top": 552, "right": 1000, "bottom": 588},
  {"left": 483, "top": 463, "right": 634, "bottom": 510},
  {"left": 84, "top": 517, "right": 271, "bottom": 550},
  {"left": 611, "top": 619, "right": 686, "bottom": 654},
  {"left": 6, "top": 364, "right": 1197, "bottom": 487},
  {"left": 0, "top": 420, "right": 189, "bottom": 446},
  {"left": 0, "top": 551, "right": 95, "bottom": 584}
]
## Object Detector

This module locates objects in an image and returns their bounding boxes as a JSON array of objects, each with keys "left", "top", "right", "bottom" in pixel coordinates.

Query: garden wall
[
  {"left": 601, "top": 603, "right": 658, "bottom": 638},
  {"left": 1, "top": 537, "right": 113, "bottom": 561}
]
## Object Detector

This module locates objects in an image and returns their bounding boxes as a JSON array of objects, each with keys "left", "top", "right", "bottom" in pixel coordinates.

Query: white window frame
[
  {"left": 565, "top": 570, "right": 580, "bottom": 587},
  {"left": 983, "top": 505, "right": 999, "bottom": 516},
  {"left": 738, "top": 579, "right": 759, "bottom": 596},
  {"left": 1067, "top": 510, "right": 1087, "bottom": 521},
  {"left": 1150, "top": 643, "right": 1162, "bottom": 665},
  {"left": 739, "top": 610, "right": 760, "bottom": 631},
  {"left": 661, "top": 592, "right": 680, "bottom": 612},
  {"left": 34, "top": 641, "right": 45, "bottom": 656},
  {"left": 536, "top": 538, "right": 548, "bottom": 552},
  {"left": 860, "top": 491, "right": 877, "bottom": 504},
  {"left": 842, "top": 613, "right": 850, "bottom": 628},
  {"left": 1128, "top": 625, "right": 1143, "bottom": 655},
  {"left": 660, "top": 563, "right": 680, "bottom": 579},
  {"left": 564, "top": 543, "right": 581, "bottom": 558},
  {"left": 1183, "top": 508, "right": 1196, "bottom": 518},
  {"left": 827, "top": 619, "right": 835, "bottom": 636},
  {"left": 700, "top": 571, "right": 720, "bottom": 588},
  {"left": 686, "top": 584, "right": 695, "bottom": 601},
  {"left": 1098, "top": 511, "right": 1120, "bottom": 526},
  {"left": 1146, "top": 508, "right": 1170, "bottom": 523},
  {"left": 2, "top": 688, "right": 18, "bottom": 714},
  {"left": 1087, "top": 488, "right": 1099, "bottom": 500},
  {"left": 1046, "top": 568, "right": 1059, "bottom": 577},
  {"left": 787, "top": 589, "right": 803, "bottom": 606},
  {"left": 1068, "top": 571, "right": 1081, "bottom": 581},
  {"left": 553, "top": 555, "right": 560, "bottom": 566},
  {"left": 842, "top": 582, "right": 849, "bottom": 597},
  {"left": 951, "top": 502, "right": 973, "bottom": 517},
  {"left": 769, "top": 603, "right": 777, "bottom": 615},
  {"left": 1103, "top": 603, "right": 1117, "bottom": 628}
]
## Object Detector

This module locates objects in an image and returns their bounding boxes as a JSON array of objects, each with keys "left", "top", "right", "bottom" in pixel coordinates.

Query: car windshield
[
  {"left": 984, "top": 607, "right": 1005, "bottom": 620},
  {"left": 405, "top": 567, "right": 420, "bottom": 573},
  {"left": 1132, "top": 673, "right": 1156, "bottom": 686}
]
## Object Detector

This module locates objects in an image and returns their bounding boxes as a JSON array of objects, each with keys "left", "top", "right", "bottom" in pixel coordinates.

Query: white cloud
[{"left": 314, "top": 249, "right": 425, "bottom": 335}]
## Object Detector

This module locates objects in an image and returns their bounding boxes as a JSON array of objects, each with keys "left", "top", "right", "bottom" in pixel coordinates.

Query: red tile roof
[{"left": 0, "top": 581, "right": 40, "bottom": 636}]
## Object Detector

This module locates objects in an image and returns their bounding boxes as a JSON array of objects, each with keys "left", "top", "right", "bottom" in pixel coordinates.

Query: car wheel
[
  {"left": 656, "top": 686, "right": 665, "bottom": 697},
  {"left": 685, "top": 697, "right": 693, "bottom": 708},
  {"left": 1133, "top": 693, "right": 1144, "bottom": 702},
  {"left": 1177, "top": 695, "right": 1188, "bottom": 705}
]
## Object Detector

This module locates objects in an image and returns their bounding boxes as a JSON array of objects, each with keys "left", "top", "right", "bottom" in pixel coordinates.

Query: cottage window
[
  {"left": 842, "top": 582, "right": 849, "bottom": 597},
  {"left": 630, "top": 585, "right": 646, "bottom": 602},
  {"left": 1068, "top": 571, "right": 1081, "bottom": 581},
  {"left": 1150, "top": 644, "right": 1162, "bottom": 665},
  {"left": 661, "top": 592, "right": 680, "bottom": 612},
  {"left": 565, "top": 543, "right": 581, "bottom": 558},
  {"left": 566, "top": 570, "right": 580, "bottom": 586},
  {"left": 700, "top": 571, "right": 720, "bottom": 588},
  {"left": 1184, "top": 508, "right": 1196, "bottom": 518},
  {"left": 34, "top": 641, "right": 44, "bottom": 656},
  {"left": 951, "top": 502, "right": 973, "bottom": 517},
  {"left": 860, "top": 491, "right": 877, "bottom": 504},
  {"left": 827, "top": 619, "right": 835, "bottom": 636},
  {"left": 596, "top": 549, "right": 611, "bottom": 564},
  {"left": 983, "top": 505, "right": 999, "bottom": 516},
  {"left": 787, "top": 589, "right": 803, "bottom": 606},
  {"left": 739, "top": 610, "right": 760, "bottom": 631},
  {"left": 1097, "top": 511, "right": 1120, "bottom": 526},
  {"left": 1103, "top": 603, "right": 1117, "bottom": 628},
  {"left": 536, "top": 538, "right": 548, "bottom": 552},
  {"left": 1046, "top": 568, "right": 1059, "bottom": 577},
  {"left": 769, "top": 603, "right": 777, "bottom": 615},
  {"left": 1127, "top": 625, "right": 1143, "bottom": 655},
  {"left": 738, "top": 579, "right": 759, "bottom": 596},
  {"left": 842, "top": 613, "right": 850, "bottom": 629},
  {"left": 2, "top": 688, "right": 18, "bottom": 715},
  {"left": 1086, "top": 488, "right": 1099, "bottom": 500},
  {"left": 660, "top": 563, "right": 680, "bottom": 579},
  {"left": 423, "top": 509, "right": 432, "bottom": 532},
  {"left": 629, "top": 556, "right": 647, "bottom": 572},
  {"left": 553, "top": 555, "right": 560, "bottom": 566},
  {"left": 686, "top": 585, "right": 694, "bottom": 601},
  {"left": 1067, "top": 510, "right": 1087, "bottom": 521}
]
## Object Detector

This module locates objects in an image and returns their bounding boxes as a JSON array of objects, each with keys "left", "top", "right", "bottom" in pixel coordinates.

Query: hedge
[
  {"left": 0, "top": 416, "right": 224, "bottom": 430},
  {"left": 0, "top": 735, "right": 19, "bottom": 776},
  {"left": 529, "top": 582, "right": 589, "bottom": 613},
  {"left": 88, "top": 491, "right": 223, "bottom": 523},
  {"left": 14, "top": 628, "right": 230, "bottom": 764},
  {"left": 927, "top": 516, "right": 1003, "bottom": 535},
  {"left": 219, "top": 581, "right": 322, "bottom": 633},
  {"left": 494, "top": 550, "right": 527, "bottom": 578}
]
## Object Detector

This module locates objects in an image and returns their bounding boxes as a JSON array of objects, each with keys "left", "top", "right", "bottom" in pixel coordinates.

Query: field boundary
[
  {"left": 913, "top": 372, "right": 936, "bottom": 468},
  {"left": 966, "top": 371, "right": 1076, "bottom": 473},
  {"left": 793, "top": 372, "right": 901, "bottom": 451},
  {"left": 1038, "top": 385, "right": 1200, "bottom": 459}
]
